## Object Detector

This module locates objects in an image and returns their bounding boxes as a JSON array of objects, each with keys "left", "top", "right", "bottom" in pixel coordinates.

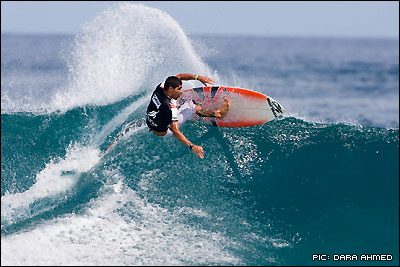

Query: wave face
[{"left": 1, "top": 3, "right": 399, "bottom": 266}]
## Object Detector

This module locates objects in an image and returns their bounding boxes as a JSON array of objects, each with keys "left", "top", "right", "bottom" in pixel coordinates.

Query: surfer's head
[
  {"left": 164, "top": 76, "right": 182, "bottom": 90},
  {"left": 164, "top": 76, "right": 183, "bottom": 99}
]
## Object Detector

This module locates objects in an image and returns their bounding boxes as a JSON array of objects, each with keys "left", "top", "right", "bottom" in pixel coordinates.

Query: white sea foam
[{"left": 1, "top": 171, "right": 241, "bottom": 266}]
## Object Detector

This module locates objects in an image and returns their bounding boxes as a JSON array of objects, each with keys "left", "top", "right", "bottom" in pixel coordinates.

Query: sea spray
[{"left": 52, "top": 3, "right": 216, "bottom": 112}]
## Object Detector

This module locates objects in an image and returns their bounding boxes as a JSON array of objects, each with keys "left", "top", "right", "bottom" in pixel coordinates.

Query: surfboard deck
[{"left": 181, "top": 86, "right": 285, "bottom": 127}]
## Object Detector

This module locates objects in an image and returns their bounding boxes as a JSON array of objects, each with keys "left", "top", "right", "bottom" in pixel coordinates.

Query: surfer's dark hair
[{"left": 164, "top": 76, "right": 182, "bottom": 90}]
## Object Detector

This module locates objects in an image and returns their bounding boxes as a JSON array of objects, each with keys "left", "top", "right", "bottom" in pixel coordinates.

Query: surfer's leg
[
  {"left": 163, "top": 100, "right": 196, "bottom": 138},
  {"left": 177, "top": 100, "right": 196, "bottom": 125},
  {"left": 195, "top": 99, "right": 230, "bottom": 118}
]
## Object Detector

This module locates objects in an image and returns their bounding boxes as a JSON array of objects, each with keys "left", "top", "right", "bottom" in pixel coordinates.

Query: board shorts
[{"left": 163, "top": 99, "right": 196, "bottom": 138}]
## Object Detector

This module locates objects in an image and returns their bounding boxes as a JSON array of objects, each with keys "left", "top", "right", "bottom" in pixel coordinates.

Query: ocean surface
[{"left": 1, "top": 3, "right": 399, "bottom": 266}]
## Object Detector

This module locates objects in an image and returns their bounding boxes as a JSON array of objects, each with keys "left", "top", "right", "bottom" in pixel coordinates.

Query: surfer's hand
[
  {"left": 192, "top": 145, "right": 204, "bottom": 159},
  {"left": 198, "top": 75, "right": 215, "bottom": 86}
]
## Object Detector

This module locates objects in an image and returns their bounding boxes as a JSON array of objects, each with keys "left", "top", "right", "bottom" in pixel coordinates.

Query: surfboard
[{"left": 181, "top": 86, "right": 285, "bottom": 127}]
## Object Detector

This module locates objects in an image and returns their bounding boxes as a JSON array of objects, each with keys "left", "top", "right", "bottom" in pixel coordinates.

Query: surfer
[{"left": 146, "top": 74, "right": 230, "bottom": 159}]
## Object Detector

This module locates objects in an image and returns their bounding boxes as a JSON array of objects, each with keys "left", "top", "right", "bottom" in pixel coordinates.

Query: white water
[{"left": 1, "top": 170, "right": 240, "bottom": 265}]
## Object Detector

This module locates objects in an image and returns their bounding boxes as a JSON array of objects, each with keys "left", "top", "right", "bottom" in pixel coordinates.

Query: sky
[{"left": 1, "top": 1, "right": 399, "bottom": 38}]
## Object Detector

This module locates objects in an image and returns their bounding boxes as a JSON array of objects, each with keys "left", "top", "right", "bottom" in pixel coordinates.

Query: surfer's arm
[
  {"left": 176, "top": 73, "right": 215, "bottom": 86},
  {"left": 169, "top": 121, "right": 204, "bottom": 159}
]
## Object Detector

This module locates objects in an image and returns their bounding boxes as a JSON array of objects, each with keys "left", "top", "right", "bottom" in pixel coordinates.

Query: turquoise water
[{"left": 1, "top": 3, "right": 398, "bottom": 266}]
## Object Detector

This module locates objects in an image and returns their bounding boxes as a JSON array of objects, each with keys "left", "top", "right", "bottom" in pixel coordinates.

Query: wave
[
  {"left": 2, "top": 89, "right": 399, "bottom": 263},
  {"left": 1, "top": 3, "right": 398, "bottom": 265}
]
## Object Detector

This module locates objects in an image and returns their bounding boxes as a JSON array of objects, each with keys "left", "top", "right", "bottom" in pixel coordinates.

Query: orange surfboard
[{"left": 182, "top": 86, "right": 285, "bottom": 127}]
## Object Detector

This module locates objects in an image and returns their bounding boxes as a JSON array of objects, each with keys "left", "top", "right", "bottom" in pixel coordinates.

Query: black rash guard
[{"left": 146, "top": 84, "right": 178, "bottom": 132}]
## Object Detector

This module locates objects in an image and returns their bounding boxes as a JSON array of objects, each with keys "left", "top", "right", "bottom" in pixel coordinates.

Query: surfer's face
[{"left": 170, "top": 85, "right": 183, "bottom": 100}]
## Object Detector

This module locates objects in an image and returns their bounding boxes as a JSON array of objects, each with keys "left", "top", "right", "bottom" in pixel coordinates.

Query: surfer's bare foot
[{"left": 214, "top": 99, "right": 230, "bottom": 118}]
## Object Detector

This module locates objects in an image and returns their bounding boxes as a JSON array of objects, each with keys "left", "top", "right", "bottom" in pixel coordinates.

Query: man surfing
[{"left": 146, "top": 73, "right": 230, "bottom": 159}]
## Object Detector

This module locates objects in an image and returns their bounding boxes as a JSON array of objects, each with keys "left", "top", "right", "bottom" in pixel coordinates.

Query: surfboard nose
[{"left": 268, "top": 97, "right": 285, "bottom": 117}]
